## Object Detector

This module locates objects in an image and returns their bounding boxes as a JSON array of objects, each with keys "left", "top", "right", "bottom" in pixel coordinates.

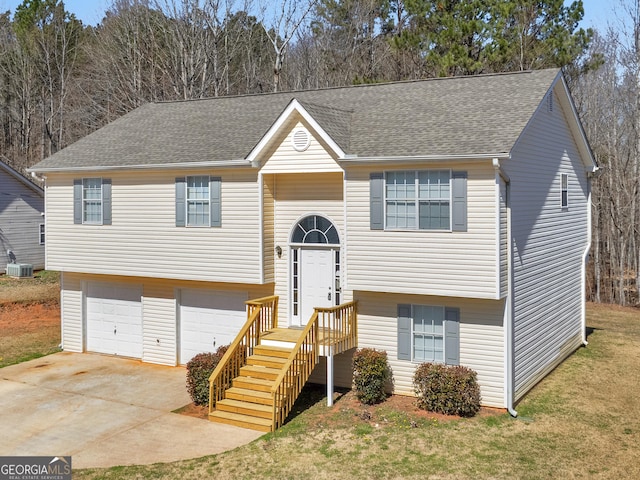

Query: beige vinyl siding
[
  {"left": 60, "top": 272, "right": 83, "bottom": 352},
  {"left": 262, "top": 175, "right": 276, "bottom": 284},
  {"left": 345, "top": 162, "right": 499, "bottom": 299},
  {"left": 260, "top": 119, "right": 342, "bottom": 174},
  {"left": 505, "top": 88, "right": 588, "bottom": 401},
  {"left": 142, "top": 281, "right": 177, "bottom": 365},
  {"left": 500, "top": 179, "right": 508, "bottom": 297},
  {"left": 44, "top": 169, "right": 262, "bottom": 284},
  {"left": 354, "top": 291, "right": 505, "bottom": 407},
  {"left": 269, "top": 172, "right": 345, "bottom": 325}
]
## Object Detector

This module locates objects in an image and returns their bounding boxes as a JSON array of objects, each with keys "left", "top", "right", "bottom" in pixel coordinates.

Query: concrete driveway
[{"left": 0, "top": 352, "right": 263, "bottom": 469}]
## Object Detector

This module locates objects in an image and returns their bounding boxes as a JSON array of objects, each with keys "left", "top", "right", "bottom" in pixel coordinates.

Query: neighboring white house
[
  {"left": 30, "top": 69, "right": 597, "bottom": 413},
  {"left": 1, "top": 159, "right": 45, "bottom": 273}
]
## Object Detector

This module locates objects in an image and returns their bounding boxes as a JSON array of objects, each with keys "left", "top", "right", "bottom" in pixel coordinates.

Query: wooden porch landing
[{"left": 261, "top": 328, "right": 304, "bottom": 343}]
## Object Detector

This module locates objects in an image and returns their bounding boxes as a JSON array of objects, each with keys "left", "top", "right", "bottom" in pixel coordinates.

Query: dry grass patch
[
  {"left": 73, "top": 302, "right": 640, "bottom": 480},
  {"left": 0, "top": 270, "right": 60, "bottom": 304}
]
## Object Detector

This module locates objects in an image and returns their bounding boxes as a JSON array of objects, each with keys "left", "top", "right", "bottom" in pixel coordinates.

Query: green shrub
[
  {"left": 352, "top": 348, "right": 392, "bottom": 405},
  {"left": 186, "top": 345, "right": 229, "bottom": 406},
  {"left": 413, "top": 363, "right": 481, "bottom": 417}
]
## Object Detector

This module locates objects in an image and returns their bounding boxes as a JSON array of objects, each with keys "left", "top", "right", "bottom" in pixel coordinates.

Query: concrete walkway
[{"left": 0, "top": 352, "right": 263, "bottom": 469}]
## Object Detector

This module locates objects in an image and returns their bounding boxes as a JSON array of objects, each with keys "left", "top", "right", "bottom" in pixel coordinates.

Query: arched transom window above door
[{"left": 291, "top": 215, "right": 339, "bottom": 245}]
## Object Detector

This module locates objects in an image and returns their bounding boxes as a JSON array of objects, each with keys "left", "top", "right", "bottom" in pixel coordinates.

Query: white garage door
[
  {"left": 179, "top": 289, "right": 247, "bottom": 364},
  {"left": 86, "top": 282, "right": 143, "bottom": 359}
]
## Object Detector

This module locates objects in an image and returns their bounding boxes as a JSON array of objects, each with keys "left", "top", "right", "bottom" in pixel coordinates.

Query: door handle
[{"left": 328, "top": 292, "right": 331, "bottom": 301}]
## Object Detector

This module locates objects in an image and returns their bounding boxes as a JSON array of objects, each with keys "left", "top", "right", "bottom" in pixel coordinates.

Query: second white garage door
[
  {"left": 179, "top": 289, "right": 247, "bottom": 364},
  {"left": 86, "top": 282, "right": 143, "bottom": 359}
]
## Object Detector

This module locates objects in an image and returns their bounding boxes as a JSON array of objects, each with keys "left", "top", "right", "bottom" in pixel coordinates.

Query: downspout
[
  {"left": 581, "top": 169, "right": 598, "bottom": 346},
  {"left": 494, "top": 159, "right": 517, "bottom": 418}
]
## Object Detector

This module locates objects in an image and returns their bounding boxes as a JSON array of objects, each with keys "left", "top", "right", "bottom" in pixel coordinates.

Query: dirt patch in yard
[{"left": 0, "top": 301, "right": 61, "bottom": 367}]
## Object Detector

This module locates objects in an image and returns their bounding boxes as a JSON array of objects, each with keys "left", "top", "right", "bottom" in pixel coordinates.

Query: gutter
[
  {"left": 28, "top": 158, "right": 253, "bottom": 174},
  {"left": 339, "top": 153, "right": 511, "bottom": 165}
]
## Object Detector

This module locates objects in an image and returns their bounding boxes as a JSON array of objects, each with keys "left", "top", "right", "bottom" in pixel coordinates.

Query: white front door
[{"left": 295, "top": 248, "right": 335, "bottom": 326}]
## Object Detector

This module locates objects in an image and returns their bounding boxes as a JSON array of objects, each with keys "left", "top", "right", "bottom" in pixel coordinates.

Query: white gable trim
[
  {"left": 248, "top": 99, "right": 346, "bottom": 167},
  {"left": 556, "top": 76, "right": 598, "bottom": 172}
]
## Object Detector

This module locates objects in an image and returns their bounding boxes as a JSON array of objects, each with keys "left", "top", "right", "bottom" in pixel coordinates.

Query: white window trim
[
  {"left": 384, "top": 169, "right": 453, "bottom": 232},
  {"left": 186, "top": 175, "right": 211, "bottom": 227},
  {"left": 82, "top": 177, "right": 103, "bottom": 225},
  {"left": 39, "top": 223, "right": 45, "bottom": 245}
]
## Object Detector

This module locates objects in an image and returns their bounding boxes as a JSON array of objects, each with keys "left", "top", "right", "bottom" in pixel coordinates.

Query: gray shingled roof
[{"left": 31, "top": 69, "right": 560, "bottom": 171}]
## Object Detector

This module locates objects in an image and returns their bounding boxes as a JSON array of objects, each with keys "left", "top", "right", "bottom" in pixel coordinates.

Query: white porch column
[{"left": 326, "top": 351, "right": 334, "bottom": 407}]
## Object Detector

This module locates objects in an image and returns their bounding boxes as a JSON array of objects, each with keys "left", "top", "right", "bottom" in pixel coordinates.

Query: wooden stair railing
[
  {"left": 209, "top": 298, "right": 358, "bottom": 432},
  {"left": 316, "top": 301, "right": 358, "bottom": 355},
  {"left": 208, "top": 296, "right": 278, "bottom": 415},
  {"left": 270, "top": 311, "right": 320, "bottom": 431}
]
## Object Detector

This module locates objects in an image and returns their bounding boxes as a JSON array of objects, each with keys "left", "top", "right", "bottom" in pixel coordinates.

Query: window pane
[
  {"left": 413, "top": 334, "right": 426, "bottom": 362},
  {"left": 292, "top": 225, "right": 304, "bottom": 243},
  {"left": 434, "top": 336, "right": 444, "bottom": 362},
  {"left": 187, "top": 176, "right": 209, "bottom": 200},
  {"left": 418, "top": 170, "right": 449, "bottom": 200},
  {"left": 83, "top": 178, "right": 101, "bottom": 199},
  {"left": 419, "top": 201, "right": 450, "bottom": 230},
  {"left": 305, "top": 230, "right": 326, "bottom": 243},
  {"left": 84, "top": 201, "right": 101, "bottom": 223},
  {"left": 325, "top": 225, "right": 339, "bottom": 244},
  {"left": 187, "top": 200, "right": 210, "bottom": 226}
]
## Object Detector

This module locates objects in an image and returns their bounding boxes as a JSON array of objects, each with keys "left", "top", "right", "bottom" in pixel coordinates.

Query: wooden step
[
  {"left": 240, "top": 364, "right": 281, "bottom": 380},
  {"left": 216, "top": 399, "right": 273, "bottom": 419},
  {"left": 233, "top": 376, "right": 275, "bottom": 392},
  {"left": 253, "top": 344, "right": 293, "bottom": 359},
  {"left": 226, "top": 387, "right": 273, "bottom": 406},
  {"left": 247, "top": 354, "right": 288, "bottom": 369},
  {"left": 209, "top": 410, "right": 272, "bottom": 432}
]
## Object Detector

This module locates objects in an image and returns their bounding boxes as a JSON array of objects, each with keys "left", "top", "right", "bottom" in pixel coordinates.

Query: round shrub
[
  {"left": 352, "top": 348, "right": 392, "bottom": 405},
  {"left": 186, "top": 345, "right": 229, "bottom": 406},
  {"left": 413, "top": 362, "right": 481, "bottom": 417}
]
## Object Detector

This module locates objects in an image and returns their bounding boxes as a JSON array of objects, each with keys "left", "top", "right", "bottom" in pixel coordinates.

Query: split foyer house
[
  {"left": 1, "top": 159, "right": 45, "bottom": 274},
  {"left": 30, "top": 68, "right": 597, "bottom": 431}
]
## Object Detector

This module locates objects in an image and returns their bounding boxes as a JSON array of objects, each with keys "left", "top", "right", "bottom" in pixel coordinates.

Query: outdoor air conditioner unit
[{"left": 6, "top": 263, "right": 33, "bottom": 278}]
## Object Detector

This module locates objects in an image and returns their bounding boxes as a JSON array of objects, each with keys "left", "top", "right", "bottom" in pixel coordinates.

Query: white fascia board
[
  {"left": 28, "top": 159, "right": 253, "bottom": 174},
  {"left": 247, "top": 99, "right": 346, "bottom": 167},
  {"left": 339, "top": 153, "right": 510, "bottom": 165}
]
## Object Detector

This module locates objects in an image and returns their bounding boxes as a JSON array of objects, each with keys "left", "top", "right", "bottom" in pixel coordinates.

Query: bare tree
[{"left": 258, "top": 0, "right": 317, "bottom": 92}]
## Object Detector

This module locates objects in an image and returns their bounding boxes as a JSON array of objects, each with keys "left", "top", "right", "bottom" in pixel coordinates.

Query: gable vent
[
  {"left": 547, "top": 92, "right": 554, "bottom": 113},
  {"left": 291, "top": 128, "right": 311, "bottom": 152}
]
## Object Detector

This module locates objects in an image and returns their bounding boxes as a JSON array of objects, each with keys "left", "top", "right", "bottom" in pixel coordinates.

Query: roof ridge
[{"left": 154, "top": 69, "right": 558, "bottom": 105}]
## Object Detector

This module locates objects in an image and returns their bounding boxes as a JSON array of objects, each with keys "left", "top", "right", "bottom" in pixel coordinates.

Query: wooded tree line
[{"left": 0, "top": 0, "right": 637, "bottom": 305}]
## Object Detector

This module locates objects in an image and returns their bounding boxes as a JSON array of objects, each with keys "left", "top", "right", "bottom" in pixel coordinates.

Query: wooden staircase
[
  {"left": 208, "top": 296, "right": 357, "bottom": 432},
  {"left": 209, "top": 344, "right": 295, "bottom": 432}
]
